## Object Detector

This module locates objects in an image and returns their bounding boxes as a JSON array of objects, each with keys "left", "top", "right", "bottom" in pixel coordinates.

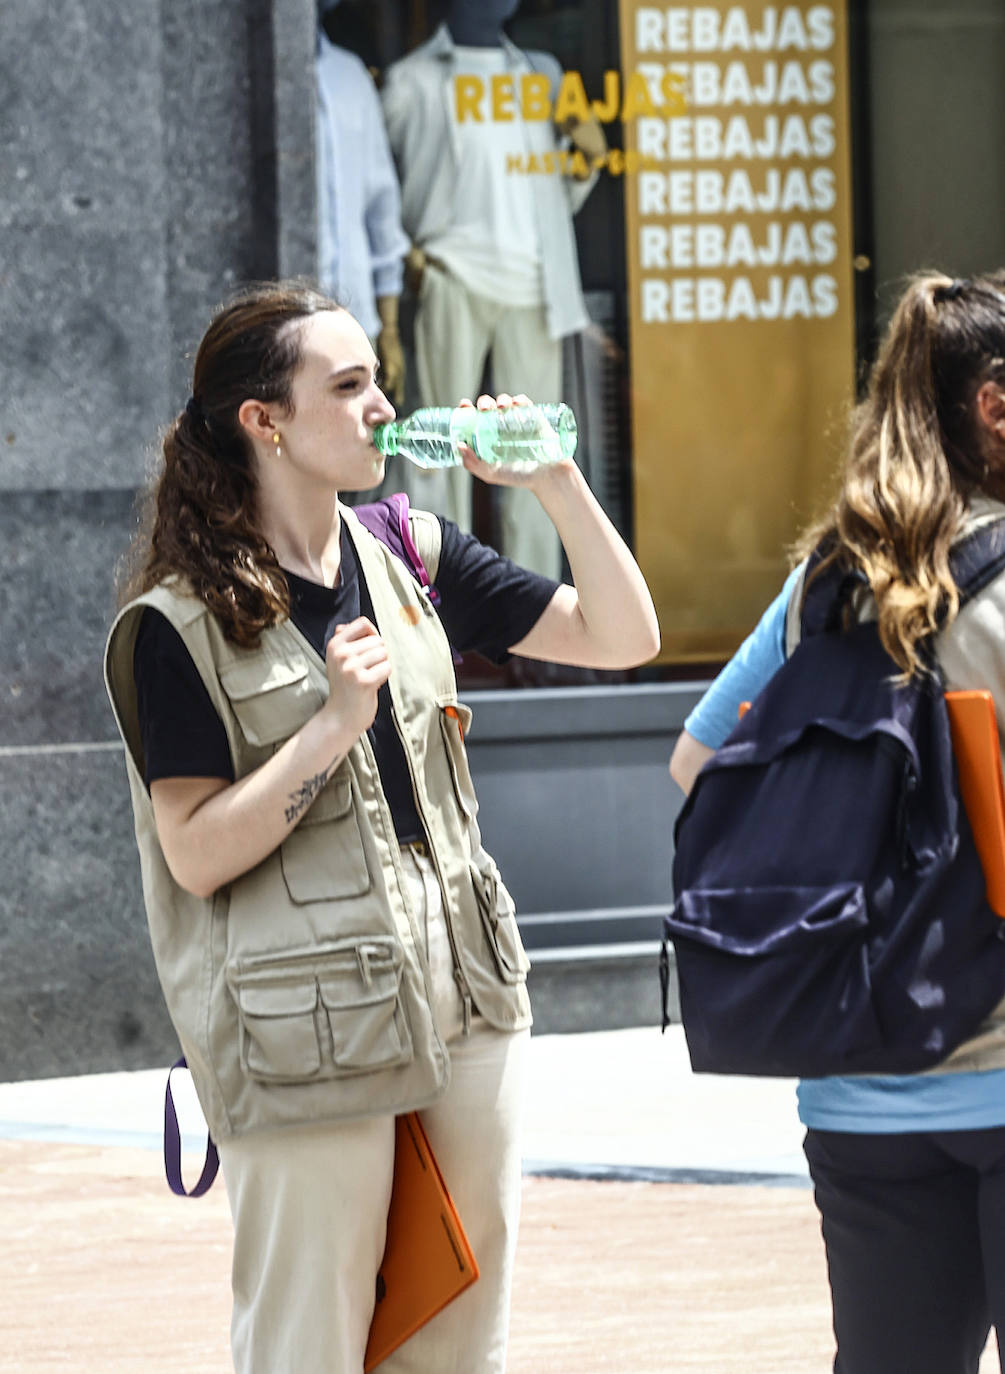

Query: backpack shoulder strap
[
  {"left": 949, "top": 516, "right": 1005, "bottom": 608},
  {"left": 407, "top": 507, "right": 442, "bottom": 585},
  {"left": 784, "top": 561, "right": 810, "bottom": 658},
  {"left": 793, "top": 544, "right": 861, "bottom": 647},
  {"left": 351, "top": 493, "right": 441, "bottom": 602},
  {"left": 793, "top": 517, "right": 1005, "bottom": 656}
]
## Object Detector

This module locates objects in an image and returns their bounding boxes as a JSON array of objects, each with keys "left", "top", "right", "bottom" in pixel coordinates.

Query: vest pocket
[
  {"left": 438, "top": 696, "right": 477, "bottom": 820},
  {"left": 319, "top": 945, "right": 412, "bottom": 1072},
  {"left": 469, "top": 856, "right": 530, "bottom": 984},
  {"left": 229, "top": 939, "right": 413, "bottom": 1084},
  {"left": 234, "top": 980, "right": 323, "bottom": 1081},
  {"left": 219, "top": 655, "right": 323, "bottom": 747},
  {"left": 280, "top": 770, "right": 372, "bottom": 903}
]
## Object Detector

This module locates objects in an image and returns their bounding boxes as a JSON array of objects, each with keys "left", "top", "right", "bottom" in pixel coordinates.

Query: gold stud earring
[{"left": 272, "top": 431, "right": 282, "bottom": 459}]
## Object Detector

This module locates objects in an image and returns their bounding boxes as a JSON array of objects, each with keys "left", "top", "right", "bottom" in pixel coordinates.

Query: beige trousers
[
  {"left": 398, "top": 261, "right": 564, "bottom": 581},
  {"left": 218, "top": 845, "right": 530, "bottom": 1374}
]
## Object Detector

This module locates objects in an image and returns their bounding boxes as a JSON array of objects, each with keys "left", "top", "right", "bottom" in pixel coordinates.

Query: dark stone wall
[
  {"left": 0, "top": 749, "right": 170, "bottom": 1080},
  {"left": 0, "top": 0, "right": 317, "bottom": 1082}
]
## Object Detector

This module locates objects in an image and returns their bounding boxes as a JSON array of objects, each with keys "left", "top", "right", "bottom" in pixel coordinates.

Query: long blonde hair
[{"left": 802, "top": 270, "right": 1005, "bottom": 676}]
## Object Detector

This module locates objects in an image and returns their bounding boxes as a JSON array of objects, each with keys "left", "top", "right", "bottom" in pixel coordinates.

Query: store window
[{"left": 316, "top": 0, "right": 860, "bottom": 688}]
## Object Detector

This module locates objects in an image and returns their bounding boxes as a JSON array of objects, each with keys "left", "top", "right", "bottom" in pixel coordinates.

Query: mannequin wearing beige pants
[
  {"left": 379, "top": 6, "right": 603, "bottom": 581},
  {"left": 393, "top": 260, "right": 564, "bottom": 582},
  {"left": 218, "top": 843, "right": 530, "bottom": 1374}
]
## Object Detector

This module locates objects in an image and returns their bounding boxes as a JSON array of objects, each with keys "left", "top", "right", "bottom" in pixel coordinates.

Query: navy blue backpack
[{"left": 664, "top": 521, "right": 1005, "bottom": 1078}]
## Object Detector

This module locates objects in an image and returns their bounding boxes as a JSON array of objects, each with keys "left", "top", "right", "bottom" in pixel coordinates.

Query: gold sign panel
[{"left": 619, "top": 2, "right": 856, "bottom": 662}]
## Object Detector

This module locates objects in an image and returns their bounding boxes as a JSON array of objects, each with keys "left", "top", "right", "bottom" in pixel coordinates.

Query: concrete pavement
[
  {"left": 2, "top": 1029, "right": 1001, "bottom": 1372},
  {"left": 0, "top": 1025, "right": 808, "bottom": 1184}
]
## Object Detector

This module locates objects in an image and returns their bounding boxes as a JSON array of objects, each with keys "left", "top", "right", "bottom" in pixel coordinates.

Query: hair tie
[
  {"left": 185, "top": 395, "right": 205, "bottom": 426},
  {"left": 937, "top": 278, "right": 971, "bottom": 303}
]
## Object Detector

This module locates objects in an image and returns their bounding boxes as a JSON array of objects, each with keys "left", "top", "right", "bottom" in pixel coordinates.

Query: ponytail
[
  {"left": 125, "top": 404, "right": 290, "bottom": 647},
  {"left": 119, "top": 281, "right": 341, "bottom": 646},
  {"left": 803, "top": 270, "right": 1005, "bottom": 677}
]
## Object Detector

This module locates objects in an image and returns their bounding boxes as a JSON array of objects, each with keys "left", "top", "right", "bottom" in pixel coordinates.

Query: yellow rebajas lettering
[
  {"left": 491, "top": 74, "right": 516, "bottom": 121},
  {"left": 620, "top": 70, "right": 660, "bottom": 120},
  {"left": 520, "top": 73, "right": 552, "bottom": 121},
  {"left": 454, "top": 76, "right": 484, "bottom": 122},
  {"left": 591, "top": 71, "right": 621, "bottom": 122},
  {"left": 553, "top": 71, "right": 592, "bottom": 125}
]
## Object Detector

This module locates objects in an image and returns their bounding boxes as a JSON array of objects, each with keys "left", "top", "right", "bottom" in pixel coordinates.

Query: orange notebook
[
  {"left": 738, "top": 690, "right": 1005, "bottom": 917},
  {"left": 364, "top": 1112, "right": 479, "bottom": 1372}
]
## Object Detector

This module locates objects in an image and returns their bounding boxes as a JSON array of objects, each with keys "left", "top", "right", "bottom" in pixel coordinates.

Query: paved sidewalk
[
  {"left": 0, "top": 1026, "right": 809, "bottom": 1182},
  {"left": 0, "top": 1028, "right": 998, "bottom": 1372}
]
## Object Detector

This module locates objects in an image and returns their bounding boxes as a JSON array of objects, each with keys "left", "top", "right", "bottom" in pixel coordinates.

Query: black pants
[{"left": 804, "top": 1126, "right": 1005, "bottom": 1373}]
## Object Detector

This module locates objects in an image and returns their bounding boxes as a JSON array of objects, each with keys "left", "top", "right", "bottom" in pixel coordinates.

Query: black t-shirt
[{"left": 133, "top": 518, "right": 558, "bottom": 841}]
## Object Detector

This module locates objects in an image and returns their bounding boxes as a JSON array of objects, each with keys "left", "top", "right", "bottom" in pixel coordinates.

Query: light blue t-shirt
[
  {"left": 683, "top": 566, "right": 802, "bottom": 748},
  {"left": 683, "top": 570, "right": 1005, "bottom": 1134}
]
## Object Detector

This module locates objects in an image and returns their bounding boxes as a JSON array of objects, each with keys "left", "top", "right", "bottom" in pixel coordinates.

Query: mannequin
[
  {"left": 444, "top": 0, "right": 519, "bottom": 46},
  {"left": 380, "top": 0, "right": 604, "bottom": 578},
  {"left": 315, "top": 0, "right": 408, "bottom": 406}
]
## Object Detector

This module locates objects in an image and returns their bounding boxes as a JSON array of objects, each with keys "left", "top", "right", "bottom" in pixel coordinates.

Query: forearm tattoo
[{"left": 284, "top": 766, "right": 332, "bottom": 825}]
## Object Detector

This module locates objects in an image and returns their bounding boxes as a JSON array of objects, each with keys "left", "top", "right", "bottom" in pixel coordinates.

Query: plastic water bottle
[{"left": 373, "top": 403, "right": 577, "bottom": 473}]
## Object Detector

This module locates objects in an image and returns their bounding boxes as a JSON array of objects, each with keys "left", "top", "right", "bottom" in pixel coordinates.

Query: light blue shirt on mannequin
[{"left": 316, "top": 30, "right": 410, "bottom": 340}]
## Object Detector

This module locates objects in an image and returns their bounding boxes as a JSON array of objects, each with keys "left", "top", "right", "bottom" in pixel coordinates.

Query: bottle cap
[{"left": 373, "top": 422, "right": 397, "bottom": 456}]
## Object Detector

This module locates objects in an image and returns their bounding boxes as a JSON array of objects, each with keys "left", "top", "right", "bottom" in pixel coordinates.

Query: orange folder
[
  {"left": 945, "top": 690, "right": 1005, "bottom": 917},
  {"left": 364, "top": 1112, "right": 479, "bottom": 1372},
  {"left": 738, "top": 691, "right": 1005, "bottom": 917}
]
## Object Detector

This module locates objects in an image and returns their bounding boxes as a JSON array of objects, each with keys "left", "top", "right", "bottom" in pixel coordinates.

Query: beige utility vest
[{"left": 104, "top": 506, "right": 531, "bottom": 1141}]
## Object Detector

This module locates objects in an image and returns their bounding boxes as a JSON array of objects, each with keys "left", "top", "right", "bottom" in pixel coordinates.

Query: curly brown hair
[
  {"left": 800, "top": 270, "right": 1005, "bottom": 677},
  {"left": 121, "top": 280, "right": 343, "bottom": 646}
]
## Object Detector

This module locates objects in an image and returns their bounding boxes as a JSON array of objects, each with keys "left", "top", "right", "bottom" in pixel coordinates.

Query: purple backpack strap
[
  {"left": 164, "top": 1056, "right": 219, "bottom": 1198},
  {"left": 353, "top": 493, "right": 440, "bottom": 606}
]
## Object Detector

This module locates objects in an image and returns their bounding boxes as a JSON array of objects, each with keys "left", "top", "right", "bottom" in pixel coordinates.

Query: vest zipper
[
  {"left": 455, "top": 973, "right": 473, "bottom": 1034},
  {"left": 342, "top": 512, "right": 477, "bottom": 1039},
  {"left": 388, "top": 714, "right": 475, "bottom": 1037}
]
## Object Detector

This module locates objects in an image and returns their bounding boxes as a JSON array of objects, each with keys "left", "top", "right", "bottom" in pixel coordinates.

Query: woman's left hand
[{"left": 455, "top": 393, "right": 575, "bottom": 489}]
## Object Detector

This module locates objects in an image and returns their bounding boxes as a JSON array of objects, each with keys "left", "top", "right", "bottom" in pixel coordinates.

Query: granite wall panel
[
  {"left": 0, "top": 0, "right": 320, "bottom": 1081},
  {"left": 271, "top": 0, "right": 320, "bottom": 278},
  {"left": 0, "top": 749, "right": 177, "bottom": 1082},
  {"left": 0, "top": 0, "right": 319, "bottom": 489},
  {"left": 1, "top": 490, "right": 138, "bottom": 746},
  {"left": 0, "top": 0, "right": 170, "bottom": 490}
]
